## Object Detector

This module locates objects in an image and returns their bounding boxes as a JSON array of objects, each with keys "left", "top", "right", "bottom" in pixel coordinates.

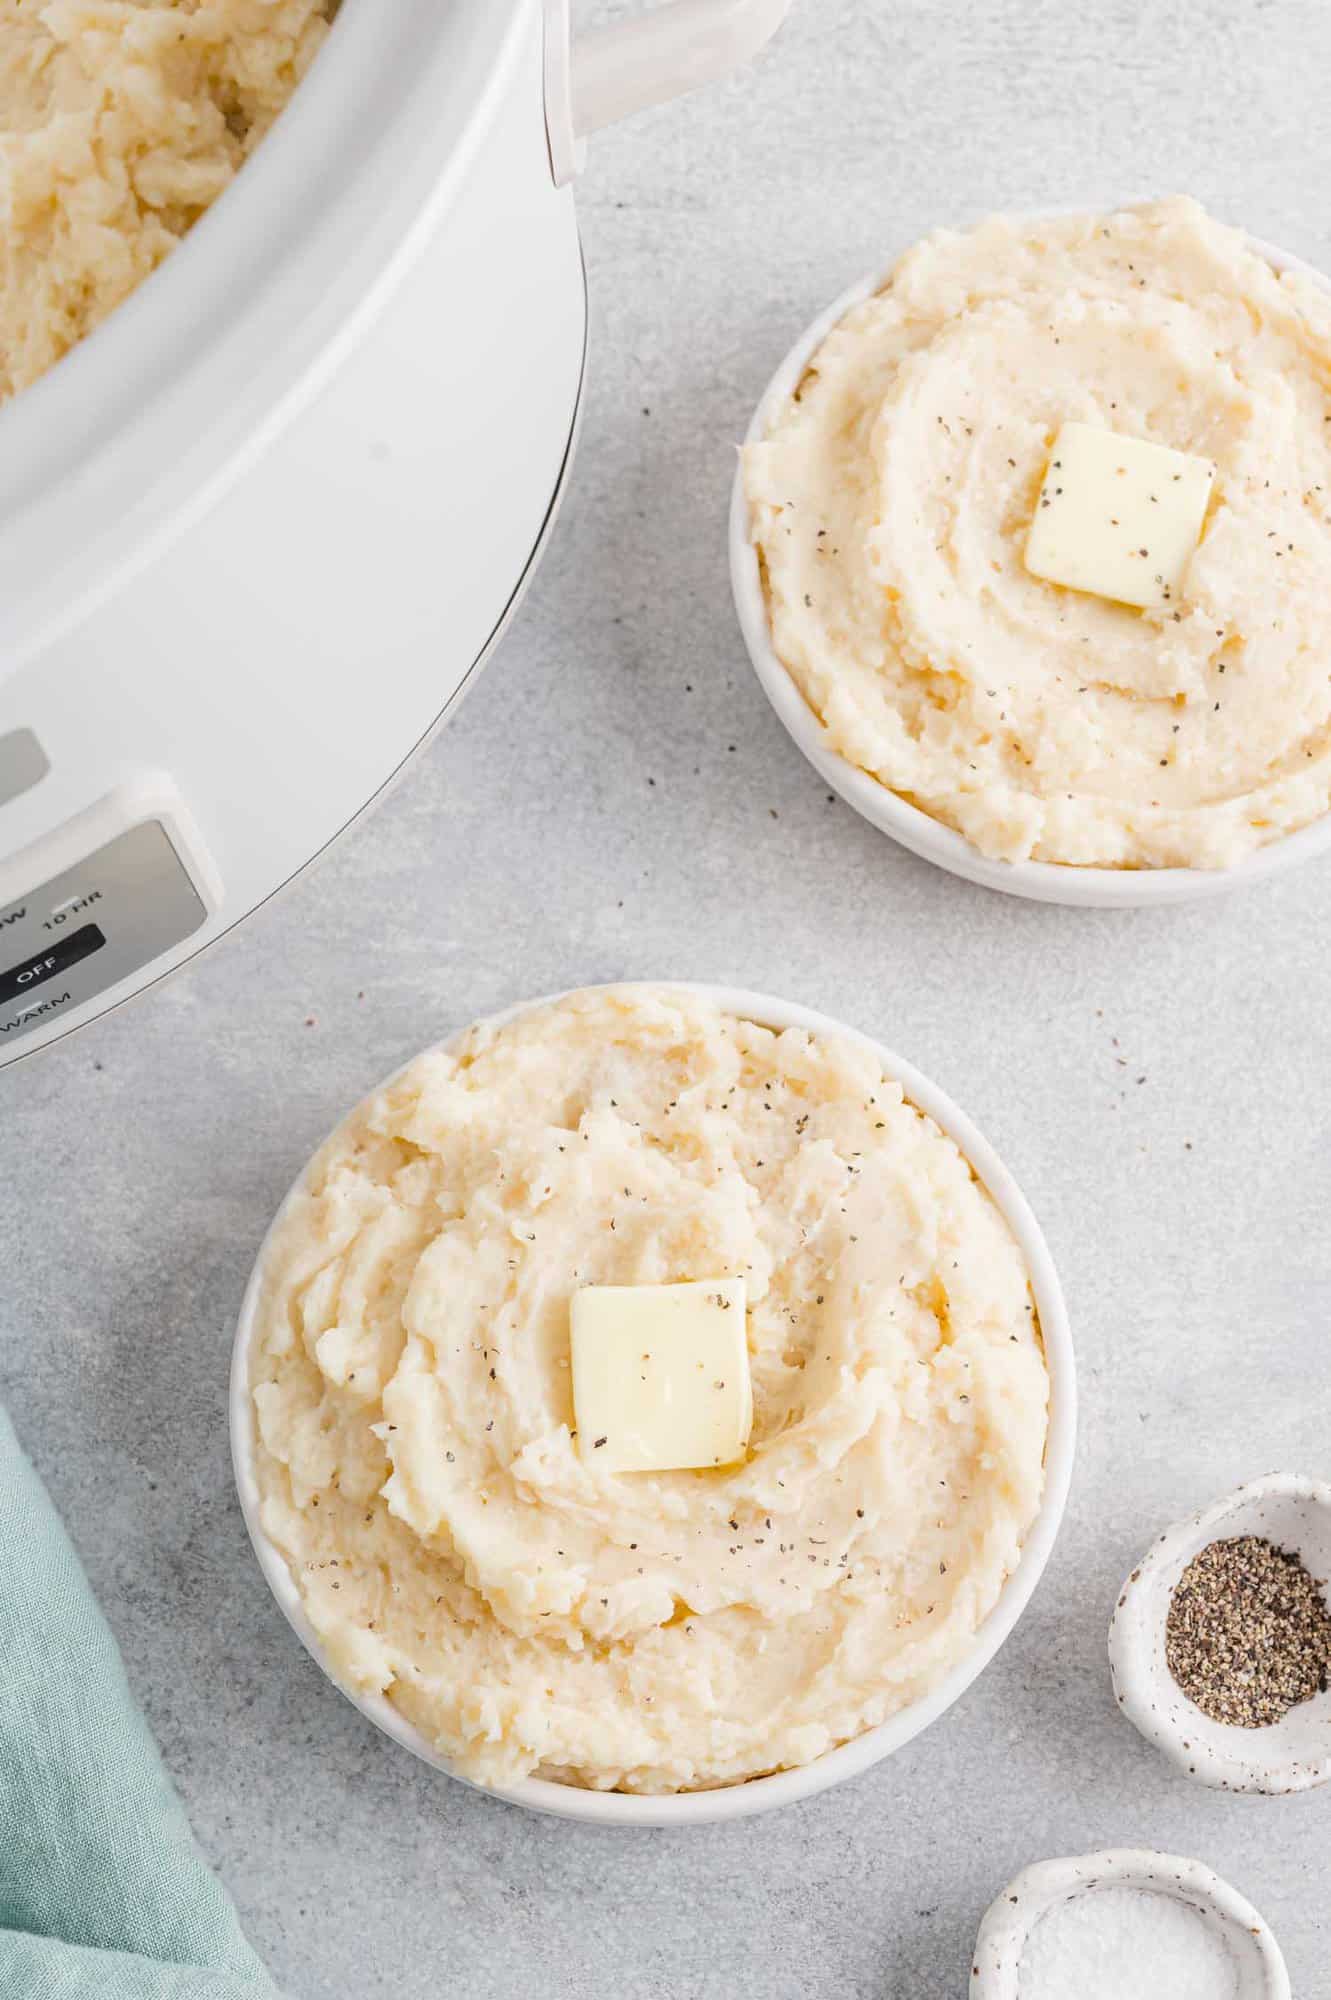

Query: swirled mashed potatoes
[
  {"left": 249, "top": 987, "right": 1049, "bottom": 1794},
  {"left": 0, "top": 0, "right": 333, "bottom": 400},
  {"left": 745, "top": 199, "right": 1331, "bottom": 869}
]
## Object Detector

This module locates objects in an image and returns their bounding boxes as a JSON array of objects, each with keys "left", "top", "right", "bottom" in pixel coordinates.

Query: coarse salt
[{"left": 1018, "top": 1887, "right": 1239, "bottom": 2000}]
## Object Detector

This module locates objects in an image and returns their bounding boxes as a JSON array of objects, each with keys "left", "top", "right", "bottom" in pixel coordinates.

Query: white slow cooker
[{"left": 0, "top": 0, "right": 788, "bottom": 1066}]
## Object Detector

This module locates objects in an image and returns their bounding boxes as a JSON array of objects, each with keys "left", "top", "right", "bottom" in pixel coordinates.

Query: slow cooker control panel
[{"left": 0, "top": 819, "right": 207, "bottom": 1050}]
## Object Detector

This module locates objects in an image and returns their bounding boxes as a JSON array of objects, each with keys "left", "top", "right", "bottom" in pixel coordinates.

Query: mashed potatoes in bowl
[
  {"left": 233, "top": 985, "right": 1073, "bottom": 1824},
  {"left": 736, "top": 200, "right": 1331, "bottom": 903}
]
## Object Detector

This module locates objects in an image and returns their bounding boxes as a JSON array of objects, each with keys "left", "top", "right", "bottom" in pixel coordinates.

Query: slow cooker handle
[{"left": 545, "top": 0, "right": 791, "bottom": 186}]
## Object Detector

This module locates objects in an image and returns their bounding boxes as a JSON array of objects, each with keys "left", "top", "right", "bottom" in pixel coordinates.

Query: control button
[
  {"left": 0, "top": 986, "right": 75, "bottom": 1037},
  {"left": 0, "top": 728, "right": 50, "bottom": 808},
  {"left": 0, "top": 923, "right": 106, "bottom": 1006},
  {"left": 0, "top": 816, "right": 208, "bottom": 1062},
  {"left": 45, "top": 888, "right": 103, "bottom": 928}
]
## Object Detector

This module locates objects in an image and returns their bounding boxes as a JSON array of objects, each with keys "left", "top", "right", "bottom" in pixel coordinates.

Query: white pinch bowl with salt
[{"left": 970, "top": 1849, "right": 1290, "bottom": 2000}]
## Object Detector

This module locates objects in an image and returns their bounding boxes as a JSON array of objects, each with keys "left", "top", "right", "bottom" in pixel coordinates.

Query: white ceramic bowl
[
  {"left": 1108, "top": 1473, "right": 1331, "bottom": 1794},
  {"left": 970, "top": 1848, "right": 1291, "bottom": 2000},
  {"left": 729, "top": 221, "right": 1331, "bottom": 907},
  {"left": 231, "top": 981, "right": 1076, "bottom": 1825}
]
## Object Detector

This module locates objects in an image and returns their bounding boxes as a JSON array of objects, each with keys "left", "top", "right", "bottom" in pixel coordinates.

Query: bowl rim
[
  {"left": 969, "top": 1846, "right": 1291, "bottom": 1999},
  {"left": 1107, "top": 1470, "right": 1331, "bottom": 1795},
  {"left": 230, "top": 980, "right": 1076, "bottom": 1826},
  {"left": 729, "top": 211, "right": 1331, "bottom": 908}
]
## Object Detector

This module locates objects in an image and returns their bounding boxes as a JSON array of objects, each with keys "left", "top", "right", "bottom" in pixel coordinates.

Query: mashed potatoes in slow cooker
[
  {"left": 249, "top": 986, "right": 1049, "bottom": 1794},
  {"left": 0, "top": 0, "right": 334, "bottom": 399},
  {"left": 745, "top": 198, "right": 1331, "bottom": 870}
]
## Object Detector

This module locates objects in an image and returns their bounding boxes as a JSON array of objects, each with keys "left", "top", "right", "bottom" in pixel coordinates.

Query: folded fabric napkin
[{"left": 0, "top": 1405, "right": 277, "bottom": 1999}]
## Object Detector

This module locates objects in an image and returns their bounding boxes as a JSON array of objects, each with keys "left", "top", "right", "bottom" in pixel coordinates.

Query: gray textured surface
[{"left": 5, "top": 1, "right": 1331, "bottom": 1994}]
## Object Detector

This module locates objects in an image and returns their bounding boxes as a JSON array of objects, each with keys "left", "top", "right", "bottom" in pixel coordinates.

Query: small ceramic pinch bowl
[
  {"left": 231, "top": 982, "right": 1075, "bottom": 1826},
  {"left": 1108, "top": 1473, "right": 1331, "bottom": 1793},
  {"left": 970, "top": 1848, "right": 1290, "bottom": 2000},
  {"left": 729, "top": 220, "right": 1331, "bottom": 907}
]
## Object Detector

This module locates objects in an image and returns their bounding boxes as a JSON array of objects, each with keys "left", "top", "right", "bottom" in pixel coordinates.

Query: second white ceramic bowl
[
  {"left": 970, "top": 1848, "right": 1291, "bottom": 2000},
  {"left": 1108, "top": 1473, "right": 1331, "bottom": 1794},
  {"left": 231, "top": 982, "right": 1075, "bottom": 1825},
  {"left": 730, "top": 217, "right": 1331, "bottom": 907}
]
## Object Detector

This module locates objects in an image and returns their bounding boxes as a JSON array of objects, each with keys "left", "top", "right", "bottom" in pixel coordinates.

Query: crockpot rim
[{"left": 0, "top": 0, "right": 535, "bottom": 676}]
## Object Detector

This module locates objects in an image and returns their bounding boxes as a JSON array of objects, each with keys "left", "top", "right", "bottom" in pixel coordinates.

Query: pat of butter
[
  {"left": 1024, "top": 422, "right": 1215, "bottom": 609},
  {"left": 571, "top": 1279, "right": 752, "bottom": 1473}
]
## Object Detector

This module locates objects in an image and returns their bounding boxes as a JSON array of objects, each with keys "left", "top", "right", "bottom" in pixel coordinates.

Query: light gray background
[{"left": 5, "top": 1, "right": 1330, "bottom": 1993}]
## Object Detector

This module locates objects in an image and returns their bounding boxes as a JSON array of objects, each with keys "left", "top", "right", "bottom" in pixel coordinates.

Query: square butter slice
[
  {"left": 571, "top": 1279, "right": 752, "bottom": 1473},
  {"left": 1024, "top": 421, "right": 1215, "bottom": 609}
]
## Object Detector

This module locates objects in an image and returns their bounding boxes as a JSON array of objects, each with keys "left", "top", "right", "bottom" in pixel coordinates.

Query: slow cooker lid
[{"left": 0, "top": 0, "right": 531, "bottom": 678}]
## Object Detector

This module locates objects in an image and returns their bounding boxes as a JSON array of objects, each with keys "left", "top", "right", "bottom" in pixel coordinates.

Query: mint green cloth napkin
[{"left": 0, "top": 1406, "right": 277, "bottom": 1999}]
